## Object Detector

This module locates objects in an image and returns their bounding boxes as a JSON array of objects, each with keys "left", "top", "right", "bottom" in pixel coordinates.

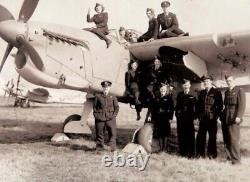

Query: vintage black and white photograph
[{"left": 0, "top": 0, "right": 250, "bottom": 181}]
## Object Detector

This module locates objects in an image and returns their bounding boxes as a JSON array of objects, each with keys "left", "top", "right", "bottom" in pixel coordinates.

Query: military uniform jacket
[
  {"left": 197, "top": 87, "right": 223, "bottom": 120},
  {"left": 148, "top": 65, "right": 165, "bottom": 84},
  {"left": 143, "top": 18, "right": 159, "bottom": 39},
  {"left": 221, "top": 87, "right": 245, "bottom": 124},
  {"left": 87, "top": 12, "right": 109, "bottom": 33},
  {"left": 157, "top": 12, "right": 179, "bottom": 32},
  {"left": 175, "top": 91, "right": 197, "bottom": 120},
  {"left": 151, "top": 94, "right": 174, "bottom": 120},
  {"left": 93, "top": 93, "right": 119, "bottom": 122},
  {"left": 125, "top": 70, "right": 140, "bottom": 88}
]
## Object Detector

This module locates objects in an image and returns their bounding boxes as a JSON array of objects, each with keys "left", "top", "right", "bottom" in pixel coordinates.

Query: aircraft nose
[{"left": 0, "top": 20, "right": 28, "bottom": 47}]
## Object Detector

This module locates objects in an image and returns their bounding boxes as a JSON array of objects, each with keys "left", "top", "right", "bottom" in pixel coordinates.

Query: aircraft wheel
[
  {"left": 137, "top": 123, "right": 154, "bottom": 153},
  {"left": 14, "top": 99, "right": 19, "bottom": 107},
  {"left": 21, "top": 99, "right": 30, "bottom": 108},
  {"left": 26, "top": 101, "right": 30, "bottom": 108},
  {"left": 20, "top": 100, "right": 25, "bottom": 107},
  {"left": 63, "top": 114, "right": 92, "bottom": 136},
  {"left": 63, "top": 114, "right": 82, "bottom": 129}
]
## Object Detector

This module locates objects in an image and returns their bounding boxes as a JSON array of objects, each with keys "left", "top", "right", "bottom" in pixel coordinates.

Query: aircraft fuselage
[{"left": 16, "top": 21, "right": 130, "bottom": 97}]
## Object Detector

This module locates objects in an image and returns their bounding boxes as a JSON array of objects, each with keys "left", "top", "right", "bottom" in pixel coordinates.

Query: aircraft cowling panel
[
  {"left": 15, "top": 60, "right": 89, "bottom": 92},
  {"left": 183, "top": 52, "right": 208, "bottom": 78}
]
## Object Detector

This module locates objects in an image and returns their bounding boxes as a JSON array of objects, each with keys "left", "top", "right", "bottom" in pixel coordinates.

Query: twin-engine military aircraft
[{"left": 1, "top": 0, "right": 250, "bottom": 151}]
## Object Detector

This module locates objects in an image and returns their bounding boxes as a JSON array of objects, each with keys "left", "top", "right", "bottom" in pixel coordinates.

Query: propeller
[
  {"left": 0, "top": 0, "right": 41, "bottom": 73},
  {"left": 15, "top": 50, "right": 26, "bottom": 70},
  {"left": 0, "top": 44, "right": 13, "bottom": 72},
  {"left": 0, "top": 5, "right": 15, "bottom": 71},
  {"left": 0, "top": 5, "right": 14, "bottom": 22},
  {"left": 18, "top": 0, "right": 39, "bottom": 22},
  {"left": 16, "top": 36, "right": 44, "bottom": 71}
]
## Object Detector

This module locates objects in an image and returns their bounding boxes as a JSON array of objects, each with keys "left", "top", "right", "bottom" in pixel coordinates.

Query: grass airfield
[{"left": 0, "top": 96, "right": 250, "bottom": 182}]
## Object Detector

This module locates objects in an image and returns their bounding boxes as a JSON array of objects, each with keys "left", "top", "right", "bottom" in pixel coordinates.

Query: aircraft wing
[{"left": 128, "top": 30, "right": 250, "bottom": 81}]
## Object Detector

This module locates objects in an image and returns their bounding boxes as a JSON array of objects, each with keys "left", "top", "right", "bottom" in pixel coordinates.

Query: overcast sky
[{"left": 1, "top": 0, "right": 250, "bottom": 35}]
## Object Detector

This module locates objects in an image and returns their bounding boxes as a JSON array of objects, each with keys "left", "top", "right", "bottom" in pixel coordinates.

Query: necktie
[{"left": 206, "top": 88, "right": 209, "bottom": 95}]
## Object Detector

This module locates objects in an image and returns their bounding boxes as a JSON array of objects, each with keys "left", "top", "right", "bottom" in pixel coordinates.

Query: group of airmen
[
  {"left": 93, "top": 56, "right": 246, "bottom": 166},
  {"left": 86, "top": 1, "right": 188, "bottom": 48},
  {"left": 88, "top": 1, "right": 246, "bottom": 165}
]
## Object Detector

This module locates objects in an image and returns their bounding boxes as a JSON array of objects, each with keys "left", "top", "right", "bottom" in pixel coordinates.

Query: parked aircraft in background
[{"left": 1, "top": 75, "right": 85, "bottom": 106}]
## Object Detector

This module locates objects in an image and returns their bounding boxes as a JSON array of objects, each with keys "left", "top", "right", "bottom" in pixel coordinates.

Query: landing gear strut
[{"left": 63, "top": 99, "right": 93, "bottom": 135}]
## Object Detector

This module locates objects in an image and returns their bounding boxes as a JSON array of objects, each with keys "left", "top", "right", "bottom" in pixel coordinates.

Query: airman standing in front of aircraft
[
  {"left": 93, "top": 81, "right": 119, "bottom": 151},
  {"left": 220, "top": 75, "right": 246, "bottom": 165},
  {"left": 148, "top": 84, "right": 174, "bottom": 151},
  {"left": 175, "top": 79, "right": 197, "bottom": 158},
  {"left": 196, "top": 75, "right": 223, "bottom": 159}
]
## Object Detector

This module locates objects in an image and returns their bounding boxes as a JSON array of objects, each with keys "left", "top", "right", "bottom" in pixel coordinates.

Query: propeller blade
[
  {"left": 0, "top": 44, "right": 13, "bottom": 72},
  {"left": 0, "top": 5, "right": 14, "bottom": 22},
  {"left": 18, "top": 0, "right": 39, "bottom": 22},
  {"left": 15, "top": 50, "right": 26, "bottom": 69},
  {"left": 17, "top": 36, "right": 44, "bottom": 71}
]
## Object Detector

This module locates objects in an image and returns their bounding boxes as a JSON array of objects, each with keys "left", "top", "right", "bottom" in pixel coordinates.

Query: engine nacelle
[{"left": 15, "top": 58, "right": 89, "bottom": 92}]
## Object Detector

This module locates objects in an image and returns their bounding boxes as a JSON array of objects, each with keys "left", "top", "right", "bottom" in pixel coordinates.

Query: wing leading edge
[{"left": 128, "top": 30, "right": 250, "bottom": 81}]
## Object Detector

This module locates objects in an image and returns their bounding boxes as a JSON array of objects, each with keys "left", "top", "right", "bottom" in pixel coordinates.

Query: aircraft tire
[
  {"left": 26, "top": 101, "right": 30, "bottom": 108},
  {"left": 21, "top": 99, "right": 30, "bottom": 108},
  {"left": 137, "top": 123, "right": 154, "bottom": 153},
  {"left": 63, "top": 114, "right": 81, "bottom": 129},
  {"left": 14, "top": 99, "right": 19, "bottom": 107}
]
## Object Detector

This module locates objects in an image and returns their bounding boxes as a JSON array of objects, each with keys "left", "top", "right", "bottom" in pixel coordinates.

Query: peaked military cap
[
  {"left": 182, "top": 79, "right": 190, "bottom": 84},
  {"left": 161, "top": 1, "right": 171, "bottom": 7},
  {"left": 201, "top": 74, "right": 213, "bottom": 81},
  {"left": 101, "top": 80, "right": 112, "bottom": 87}
]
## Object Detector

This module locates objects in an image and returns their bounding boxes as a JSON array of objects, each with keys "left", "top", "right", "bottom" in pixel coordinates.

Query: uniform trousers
[
  {"left": 95, "top": 119, "right": 116, "bottom": 149},
  {"left": 158, "top": 28, "right": 184, "bottom": 38},
  {"left": 89, "top": 28, "right": 110, "bottom": 44},
  {"left": 196, "top": 118, "right": 217, "bottom": 158},
  {"left": 177, "top": 117, "right": 195, "bottom": 157},
  {"left": 221, "top": 123, "right": 241, "bottom": 164}
]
